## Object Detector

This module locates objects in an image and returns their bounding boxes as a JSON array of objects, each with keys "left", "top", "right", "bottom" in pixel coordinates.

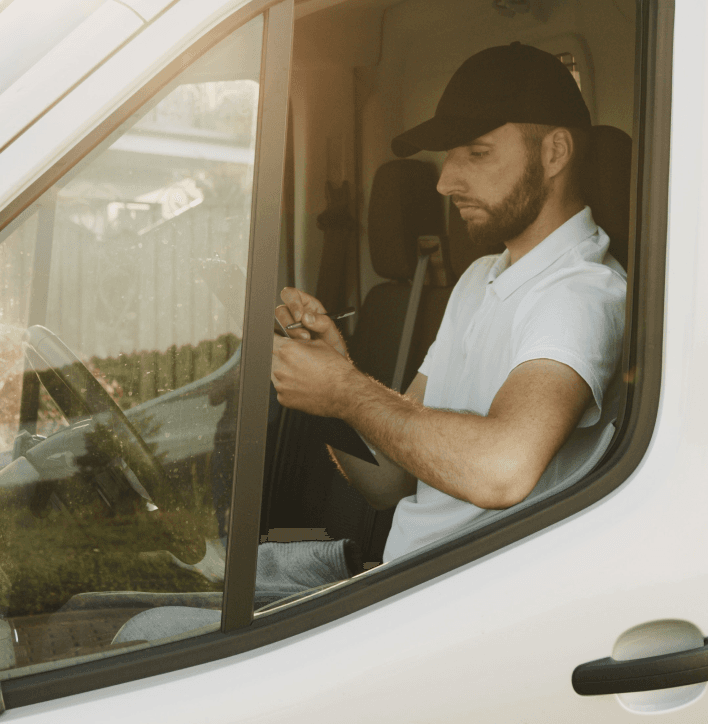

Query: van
[{"left": 0, "top": 0, "right": 698, "bottom": 721}]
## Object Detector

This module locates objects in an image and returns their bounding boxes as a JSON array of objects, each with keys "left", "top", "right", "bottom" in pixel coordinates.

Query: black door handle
[{"left": 573, "top": 639, "right": 708, "bottom": 695}]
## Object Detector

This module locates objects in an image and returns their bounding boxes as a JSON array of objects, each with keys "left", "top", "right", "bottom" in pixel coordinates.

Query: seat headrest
[
  {"left": 583, "top": 125, "right": 632, "bottom": 271},
  {"left": 368, "top": 160, "right": 445, "bottom": 280}
]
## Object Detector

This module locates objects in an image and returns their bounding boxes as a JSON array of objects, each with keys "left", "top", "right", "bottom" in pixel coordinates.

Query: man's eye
[{"left": 468, "top": 150, "right": 489, "bottom": 158}]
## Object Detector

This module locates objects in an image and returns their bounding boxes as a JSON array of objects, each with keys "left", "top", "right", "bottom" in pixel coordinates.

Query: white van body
[{"left": 1, "top": 0, "right": 705, "bottom": 721}]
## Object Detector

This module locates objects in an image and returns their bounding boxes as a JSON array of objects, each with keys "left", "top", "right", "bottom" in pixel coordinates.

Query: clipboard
[{"left": 303, "top": 413, "right": 378, "bottom": 465}]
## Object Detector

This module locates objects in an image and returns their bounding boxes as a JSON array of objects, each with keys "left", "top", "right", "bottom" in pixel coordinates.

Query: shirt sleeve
[
  {"left": 418, "top": 340, "right": 436, "bottom": 377},
  {"left": 510, "top": 265, "right": 626, "bottom": 427}
]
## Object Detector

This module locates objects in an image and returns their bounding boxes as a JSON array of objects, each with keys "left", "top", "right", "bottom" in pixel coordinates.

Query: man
[
  {"left": 110, "top": 42, "right": 626, "bottom": 641},
  {"left": 271, "top": 42, "right": 626, "bottom": 562}
]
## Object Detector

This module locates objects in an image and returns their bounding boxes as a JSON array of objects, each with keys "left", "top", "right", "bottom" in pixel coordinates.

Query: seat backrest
[
  {"left": 325, "top": 159, "right": 448, "bottom": 562},
  {"left": 262, "top": 160, "right": 446, "bottom": 548},
  {"left": 348, "top": 159, "right": 448, "bottom": 389},
  {"left": 582, "top": 125, "right": 632, "bottom": 271}
]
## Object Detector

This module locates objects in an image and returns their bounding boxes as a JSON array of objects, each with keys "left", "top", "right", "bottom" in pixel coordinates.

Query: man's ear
[{"left": 543, "top": 127, "right": 574, "bottom": 180}]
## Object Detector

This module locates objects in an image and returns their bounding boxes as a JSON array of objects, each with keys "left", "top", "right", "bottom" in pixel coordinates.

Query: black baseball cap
[{"left": 391, "top": 42, "right": 591, "bottom": 157}]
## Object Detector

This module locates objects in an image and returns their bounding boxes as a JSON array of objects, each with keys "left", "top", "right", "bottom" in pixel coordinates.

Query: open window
[
  {"left": 0, "top": 9, "right": 265, "bottom": 662},
  {"left": 258, "top": 0, "right": 650, "bottom": 602}
]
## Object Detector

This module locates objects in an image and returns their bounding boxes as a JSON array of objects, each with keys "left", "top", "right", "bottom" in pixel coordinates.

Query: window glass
[{"left": 0, "top": 12, "right": 263, "bottom": 675}]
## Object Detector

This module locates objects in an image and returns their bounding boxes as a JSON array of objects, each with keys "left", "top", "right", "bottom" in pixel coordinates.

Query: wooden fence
[{"left": 1, "top": 198, "right": 249, "bottom": 447}]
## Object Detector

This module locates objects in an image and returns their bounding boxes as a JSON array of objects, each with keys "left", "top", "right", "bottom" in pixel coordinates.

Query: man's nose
[{"left": 436, "top": 149, "right": 464, "bottom": 197}]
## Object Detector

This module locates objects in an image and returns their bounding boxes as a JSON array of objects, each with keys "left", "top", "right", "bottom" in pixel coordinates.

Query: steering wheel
[{"left": 21, "top": 325, "right": 206, "bottom": 564}]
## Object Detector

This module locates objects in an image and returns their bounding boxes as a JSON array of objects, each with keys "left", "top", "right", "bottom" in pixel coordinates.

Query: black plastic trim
[
  {"left": 573, "top": 640, "right": 708, "bottom": 695},
  {"left": 0, "top": 0, "right": 673, "bottom": 711}
]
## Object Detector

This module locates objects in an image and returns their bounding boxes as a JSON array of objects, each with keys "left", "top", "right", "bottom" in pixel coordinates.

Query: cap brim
[{"left": 391, "top": 116, "right": 506, "bottom": 157}]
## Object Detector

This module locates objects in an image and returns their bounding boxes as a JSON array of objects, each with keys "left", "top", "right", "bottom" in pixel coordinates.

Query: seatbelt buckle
[
  {"left": 417, "top": 235, "right": 449, "bottom": 287},
  {"left": 417, "top": 235, "right": 440, "bottom": 256}
]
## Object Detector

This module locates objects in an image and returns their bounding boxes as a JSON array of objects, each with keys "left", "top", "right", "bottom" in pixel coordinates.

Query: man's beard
[{"left": 459, "top": 149, "right": 549, "bottom": 249}]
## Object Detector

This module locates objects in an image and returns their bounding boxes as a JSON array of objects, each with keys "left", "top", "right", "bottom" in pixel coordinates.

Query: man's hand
[
  {"left": 275, "top": 287, "right": 348, "bottom": 358},
  {"left": 271, "top": 292, "right": 593, "bottom": 511},
  {"left": 272, "top": 287, "right": 360, "bottom": 416},
  {"left": 271, "top": 335, "right": 359, "bottom": 417},
  {"left": 271, "top": 287, "right": 416, "bottom": 509}
]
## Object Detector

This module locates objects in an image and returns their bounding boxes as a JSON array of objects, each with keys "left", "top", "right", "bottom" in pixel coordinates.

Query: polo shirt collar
[{"left": 485, "top": 206, "right": 598, "bottom": 300}]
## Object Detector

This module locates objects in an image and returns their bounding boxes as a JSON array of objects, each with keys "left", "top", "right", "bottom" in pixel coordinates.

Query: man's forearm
[
  {"left": 273, "top": 323, "right": 592, "bottom": 509},
  {"left": 337, "top": 371, "right": 533, "bottom": 509}
]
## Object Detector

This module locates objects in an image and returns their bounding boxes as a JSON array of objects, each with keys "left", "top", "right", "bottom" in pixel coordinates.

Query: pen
[{"left": 286, "top": 307, "right": 356, "bottom": 329}]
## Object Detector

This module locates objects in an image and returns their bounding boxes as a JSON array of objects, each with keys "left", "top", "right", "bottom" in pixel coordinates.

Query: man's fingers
[
  {"left": 274, "top": 304, "right": 294, "bottom": 326},
  {"left": 275, "top": 304, "right": 309, "bottom": 339},
  {"left": 299, "top": 313, "right": 348, "bottom": 357},
  {"left": 277, "top": 288, "right": 348, "bottom": 352},
  {"left": 278, "top": 288, "right": 314, "bottom": 339},
  {"left": 279, "top": 288, "right": 304, "bottom": 321},
  {"left": 300, "top": 312, "right": 331, "bottom": 333},
  {"left": 280, "top": 287, "right": 327, "bottom": 321},
  {"left": 272, "top": 334, "right": 293, "bottom": 367}
]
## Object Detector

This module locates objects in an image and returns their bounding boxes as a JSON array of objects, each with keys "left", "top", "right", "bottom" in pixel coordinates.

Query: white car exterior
[{"left": 2, "top": 0, "right": 706, "bottom": 721}]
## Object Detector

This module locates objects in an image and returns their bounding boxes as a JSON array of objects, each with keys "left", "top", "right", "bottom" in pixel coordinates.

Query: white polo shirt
[{"left": 383, "top": 207, "right": 627, "bottom": 562}]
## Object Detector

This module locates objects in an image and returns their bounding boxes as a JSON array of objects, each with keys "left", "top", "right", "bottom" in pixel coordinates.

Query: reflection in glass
[{"left": 0, "top": 14, "right": 263, "bottom": 673}]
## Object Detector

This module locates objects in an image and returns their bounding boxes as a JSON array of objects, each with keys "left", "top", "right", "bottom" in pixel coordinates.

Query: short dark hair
[{"left": 518, "top": 123, "right": 588, "bottom": 201}]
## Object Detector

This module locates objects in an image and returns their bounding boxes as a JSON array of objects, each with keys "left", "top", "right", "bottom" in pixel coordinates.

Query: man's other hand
[
  {"left": 271, "top": 334, "right": 357, "bottom": 417},
  {"left": 275, "top": 287, "right": 348, "bottom": 358}
]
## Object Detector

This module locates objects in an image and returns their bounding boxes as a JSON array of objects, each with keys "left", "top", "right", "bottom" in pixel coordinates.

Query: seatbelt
[
  {"left": 360, "top": 235, "right": 440, "bottom": 563},
  {"left": 391, "top": 236, "right": 440, "bottom": 392}
]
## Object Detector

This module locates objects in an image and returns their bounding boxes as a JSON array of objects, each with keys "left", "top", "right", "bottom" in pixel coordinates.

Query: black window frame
[{"left": 0, "top": 0, "right": 671, "bottom": 711}]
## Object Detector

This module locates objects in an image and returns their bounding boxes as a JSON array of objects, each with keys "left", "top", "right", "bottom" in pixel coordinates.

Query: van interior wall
[
  {"left": 357, "top": 0, "right": 636, "bottom": 299},
  {"left": 290, "top": 2, "right": 383, "bottom": 297},
  {"left": 290, "top": 64, "right": 355, "bottom": 294}
]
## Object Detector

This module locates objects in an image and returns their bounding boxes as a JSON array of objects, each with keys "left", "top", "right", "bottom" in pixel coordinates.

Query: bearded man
[
  {"left": 271, "top": 42, "right": 627, "bottom": 563},
  {"left": 110, "top": 42, "right": 628, "bottom": 644}
]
